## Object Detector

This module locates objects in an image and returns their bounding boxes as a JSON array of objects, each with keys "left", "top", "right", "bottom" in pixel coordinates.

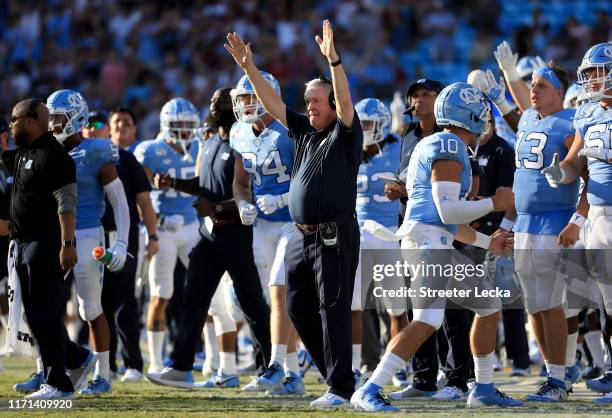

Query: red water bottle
[{"left": 92, "top": 246, "right": 113, "bottom": 265}]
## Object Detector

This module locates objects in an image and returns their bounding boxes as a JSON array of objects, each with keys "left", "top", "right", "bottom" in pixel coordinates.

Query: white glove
[
  {"left": 494, "top": 41, "right": 520, "bottom": 82},
  {"left": 478, "top": 70, "right": 513, "bottom": 115},
  {"left": 578, "top": 147, "right": 612, "bottom": 163},
  {"left": 107, "top": 241, "right": 128, "bottom": 272},
  {"left": 256, "top": 193, "right": 288, "bottom": 215},
  {"left": 238, "top": 200, "right": 257, "bottom": 225},
  {"left": 540, "top": 153, "right": 566, "bottom": 188},
  {"left": 390, "top": 91, "right": 406, "bottom": 120},
  {"left": 532, "top": 56, "right": 547, "bottom": 72},
  {"left": 161, "top": 214, "right": 184, "bottom": 232}
]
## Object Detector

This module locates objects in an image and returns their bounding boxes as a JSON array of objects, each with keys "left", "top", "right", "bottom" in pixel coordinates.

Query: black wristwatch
[
  {"left": 62, "top": 239, "right": 76, "bottom": 247},
  {"left": 148, "top": 233, "right": 159, "bottom": 242}
]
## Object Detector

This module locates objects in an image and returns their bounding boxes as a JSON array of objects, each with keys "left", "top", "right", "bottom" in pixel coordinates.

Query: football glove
[
  {"left": 256, "top": 193, "right": 289, "bottom": 215},
  {"left": 540, "top": 153, "right": 566, "bottom": 188},
  {"left": 107, "top": 241, "right": 128, "bottom": 273},
  {"left": 578, "top": 147, "right": 612, "bottom": 163},
  {"left": 475, "top": 69, "right": 513, "bottom": 115},
  {"left": 494, "top": 41, "right": 519, "bottom": 82},
  {"left": 238, "top": 200, "right": 257, "bottom": 225}
]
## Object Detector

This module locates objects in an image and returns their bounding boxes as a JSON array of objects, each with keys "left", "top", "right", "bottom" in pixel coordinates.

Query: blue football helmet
[
  {"left": 435, "top": 82, "right": 491, "bottom": 159},
  {"left": 516, "top": 56, "right": 541, "bottom": 80},
  {"left": 355, "top": 98, "right": 391, "bottom": 146},
  {"left": 563, "top": 83, "right": 587, "bottom": 109},
  {"left": 46, "top": 89, "right": 89, "bottom": 143},
  {"left": 160, "top": 97, "right": 200, "bottom": 144},
  {"left": 577, "top": 42, "right": 612, "bottom": 102},
  {"left": 231, "top": 71, "right": 281, "bottom": 123}
]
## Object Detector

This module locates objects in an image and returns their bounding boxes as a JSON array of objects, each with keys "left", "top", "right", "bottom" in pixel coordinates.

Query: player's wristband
[
  {"left": 503, "top": 68, "right": 520, "bottom": 83},
  {"left": 499, "top": 217, "right": 515, "bottom": 231},
  {"left": 330, "top": 57, "right": 342, "bottom": 67},
  {"left": 473, "top": 232, "right": 492, "bottom": 249},
  {"left": 569, "top": 213, "right": 586, "bottom": 228}
]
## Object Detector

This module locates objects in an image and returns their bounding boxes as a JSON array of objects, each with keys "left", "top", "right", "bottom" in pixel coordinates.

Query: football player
[
  {"left": 48, "top": 89, "right": 130, "bottom": 395},
  {"left": 350, "top": 98, "right": 407, "bottom": 389},
  {"left": 134, "top": 98, "right": 200, "bottom": 374},
  {"left": 351, "top": 83, "right": 519, "bottom": 411},
  {"left": 230, "top": 72, "right": 304, "bottom": 395},
  {"left": 541, "top": 42, "right": 612, "bottom": 404}
]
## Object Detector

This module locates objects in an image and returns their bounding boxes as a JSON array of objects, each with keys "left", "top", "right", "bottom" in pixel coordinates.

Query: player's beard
[{"left": 13, "top": 130, "right": 28, "bottom": 148}]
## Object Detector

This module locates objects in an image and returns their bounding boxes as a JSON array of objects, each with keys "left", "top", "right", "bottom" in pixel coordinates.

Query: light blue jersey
[
  {"left": 404, "top": 132, "right": 472, "bottom": 234},
  {"left": 514, "top": 108, "right": 579, "bottom": 235},
  {"left": 356, "top": 136, "right": 401, "bottom": 228},
  {"left": 71, "top": 138, "right": 119, "bottom": 230},
  {"left": 574, "top": 102, "right": 612, "bottom": 206},
  {"left": 230, "top": 119, "right": 294, "bottom": 222},
  {"left": 134, "top": 139, "right": 198, "bottom": 225}
]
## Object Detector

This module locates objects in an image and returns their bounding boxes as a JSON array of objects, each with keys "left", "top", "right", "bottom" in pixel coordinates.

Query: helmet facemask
[
  {"left": 48, "top": 112, "right": 74, "bottom": 144},
  {"left": 577, "top": 64, "right": 612, "bottom": 102},
  {"left": 232, "top": 93, "right": 265, "bottom": 124}
]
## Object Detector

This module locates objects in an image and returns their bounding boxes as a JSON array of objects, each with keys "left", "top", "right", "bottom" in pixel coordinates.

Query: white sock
[
  {"left": 203, "top": 323, "right": 219, "bottom": 371},
  {"left": 219, "top": 352, "right": 237, "bottom": 376},
  {"left": 352, "top": 344, "right": 362, "bottom": 371},
  {"left": 585, "top": 331, "right": 606, "bottom": 369},
  {"left": 36, "top": 356, "right": 44, "bottom": 374},
  {"left": 94, "top": 351, "right": 110, "bottom": 381},
  {"left": 473, "top": 352, "right": 494, "bottom": 384},
  {"left": 147, "top": 331, "right": 164, "bottom": 370},
  {"left": 369, "top": 351, "right": 405, "bottom": 388},
  {"left": 285, "top": 351, "right": 299, "bottom": 375},
  {"left": 271, "top": 344, "right": 287, "bottom": 366},
  {"left": 565, "top": 332, "right": 578, "bottom": 367},
  {"left": 546, "top": 362, "right": 565, "bottom": 383}
]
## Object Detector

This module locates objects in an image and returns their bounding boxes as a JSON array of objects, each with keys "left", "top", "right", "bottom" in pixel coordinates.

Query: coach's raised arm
[{"left": 225, "top": 19, "right": 355, "bottom": 130}]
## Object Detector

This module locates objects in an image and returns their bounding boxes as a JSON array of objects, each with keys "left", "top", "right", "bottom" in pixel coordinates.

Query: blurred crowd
[{"left": 0, "top": 0, "right": 610, "bottom": 139}]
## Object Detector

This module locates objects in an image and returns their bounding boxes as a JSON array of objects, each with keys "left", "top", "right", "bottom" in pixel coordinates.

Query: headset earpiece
[{"left": 328, "top": 90, "right": 336, "bottom": 110}]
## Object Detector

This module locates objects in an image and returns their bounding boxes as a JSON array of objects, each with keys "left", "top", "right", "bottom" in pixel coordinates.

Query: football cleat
[
  {"left": 582, "top": 366, "right": 603, "bottom": 380},
  {"left": 432, "top": 386, "right": 467, "bottom": 401},
  {"left": 392, "top": 368, "right": 410, "bottom": 388},
  {"left": 194, "top": 370, "right": 239, "bottom": 388},
  {"left": 67, "top": 350, "right": 97, "bottom": 392},
  {"left": 388, "top": 385, "right": 435, "bottom": 399},
  {"left": 121, "top": 368, "right": 143, "bottom": 382},
  {"left": 353, "top": 368, "right": 363, "bottom": 389},
  {"left": 298, "top": 348, "right": 313, "bottom": 377},
  {"left": 266, "top": 372, "right": 305, "bottom": 395},
  {"left": 25, "top": 384, "right": 73, "bottom": 399},
  {"left": 586, "top": 371, "right": 612, "bottom": 393},
  {"left": 566, "top": 363, "right": 582, "bottom": 384},
  {"left": 310, "top": 391, "right": 349, "bottom": 408},
  {"left": 467, "top": 383, "right": 523, "bottom": 407},
  {"left": 350, "top": 383, "right": 399, "bottom": 412},
  {"left": 593, "top": 392, "right": 612, "bottom": 404},
  {"left": 510, "top": 366, "right": 531, "bottom": 377},
  {"left": 14, "top": 372, "right": 45, "bottom": 393},
  {"left": 526, "top": 379, "right": 568, "bottom": 402},
  {"left": 79, "top": 376, "right": 112, "bottom": 395},
  {"left": 146, "top": 367, "right": 194, "bottom": 388}
]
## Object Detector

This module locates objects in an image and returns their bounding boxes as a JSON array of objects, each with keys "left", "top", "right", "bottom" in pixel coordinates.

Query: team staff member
[
  {"left": 83, "top": 111, "right": 159, "bottom": 382},
  {"left": 3, "top": 99, "right": 91, "bottom": 399},
  {"left": 147, "top": 87, "right": 272, "bottom": 388},
  {"left": 225, "top": 20, "right": 363, "bottom": 407}
]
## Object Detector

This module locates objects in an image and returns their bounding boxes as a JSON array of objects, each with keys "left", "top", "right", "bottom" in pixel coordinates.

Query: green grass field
[{"left": 0, "top": 357, "right": 609, "bottom": 417}]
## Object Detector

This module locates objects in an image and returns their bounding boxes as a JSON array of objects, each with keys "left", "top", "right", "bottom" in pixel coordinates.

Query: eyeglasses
[
  {"left": 9, "top": 114, "right": 33, "bottom": 127},
  {"left": 86, "top": 121, "right": 106, "bottom": 130},
  {"left": 9, "top": 98, "right": 42, "bottom": 127}
]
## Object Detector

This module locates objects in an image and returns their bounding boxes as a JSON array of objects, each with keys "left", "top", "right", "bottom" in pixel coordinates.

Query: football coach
[
  {"left": 3, "top": 99, "right": 83, "bottom": 397},
  {"left": 226, "top": 20, "right": 362, "bottom": 407}
]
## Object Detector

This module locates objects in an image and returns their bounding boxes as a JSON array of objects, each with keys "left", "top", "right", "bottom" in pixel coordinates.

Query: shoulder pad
[{"left": 575, "top": 102, "right": 598, "bottom": 120}]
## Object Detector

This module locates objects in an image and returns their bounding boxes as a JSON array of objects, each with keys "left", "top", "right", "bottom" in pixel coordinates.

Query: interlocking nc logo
[
  {"left": 459, "top": 88, "right": 482, "bottom": 105},
  {"left": 67, "top": 92, "right": 84, "bottom": 108},
  {"left": 603, "top": 46, "right": 612, "bottom": 59}
]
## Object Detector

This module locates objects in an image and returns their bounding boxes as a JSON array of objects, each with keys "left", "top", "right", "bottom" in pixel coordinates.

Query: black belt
[{"left": 295, "top": 213, "right": 356, "bottom": 234}]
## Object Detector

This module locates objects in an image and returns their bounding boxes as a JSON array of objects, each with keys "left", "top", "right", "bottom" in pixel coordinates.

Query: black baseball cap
[
  {"left": 88, "top": 110, "right": 108, "bottom": 125},
  {"left": 404, "top": 79, "right": 445, "bottom": 114}
]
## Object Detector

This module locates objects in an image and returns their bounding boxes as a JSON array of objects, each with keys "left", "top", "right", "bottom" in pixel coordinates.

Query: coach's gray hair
[{"left": 304, "top": 78, "right": 332, "bottom": 93}]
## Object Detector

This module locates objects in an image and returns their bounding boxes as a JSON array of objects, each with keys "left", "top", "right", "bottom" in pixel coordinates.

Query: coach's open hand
[
  {"left": 315, "top": 19, "right": 339, "bottom": 63},
  {"left": 225, "top": 32, "right": 253, "bottom": 70},
  {"left": 60, "top": 246, "right": 77, "bottom": 271}
]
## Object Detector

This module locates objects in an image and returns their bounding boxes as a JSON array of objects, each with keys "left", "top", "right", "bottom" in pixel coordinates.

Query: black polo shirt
[
  {"left": 199, "top": 133, "right": 235, "bottom": 202},
  {"left": 286, "top": 107, "right": 363, "bottom": 225},
  {"left": 1, "top": 132, "right": 76, "bottom": 242},
  {"left": 102, "top": 149, "right": 151, "bottom": 255},
  {"left": 473, "top": 134, "right": 515, "bottom": 235}
]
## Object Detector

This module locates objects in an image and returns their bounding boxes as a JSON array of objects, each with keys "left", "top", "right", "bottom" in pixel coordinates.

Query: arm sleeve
[
  {"left": 104, "top": 177, "right": 130, "bottom": 245},
  {"left": 432, "top": 181, "right": 494, "bottom": 225},
  {"left": 52, "top": 182, "right": 77, "bottom": 214},
  {"left": 285, "top": 107, "right": 311, "bottom": 141}
]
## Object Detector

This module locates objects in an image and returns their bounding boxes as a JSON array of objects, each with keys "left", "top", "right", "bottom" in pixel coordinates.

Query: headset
[{"left": 304, "top": 75, "right": 336, "bottom": 110}]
